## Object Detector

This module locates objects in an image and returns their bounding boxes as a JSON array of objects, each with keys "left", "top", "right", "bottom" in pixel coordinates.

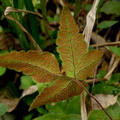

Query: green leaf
[
  {"left": 34, "top": 113, "right": 81, "bottom": 120},
  {"left": 0, "top": 26, "right": 3, "bottom": 33},
  {"left": 107, "top": 73, "right": 120, "bottom": 85},
  {"left": 34, "top": 113, "right": 62, "bottom": 120},
  {"left": 45, "top": 96, "right": 81, "bottom": 115},
  {"left": 0, "top": 103, "right": 8, "bottom": 117},
  {"left": 85, "top": 4, "right": 92, "bottom": 11},
  {"left": 93, "top": 82, "right": 120, "bottom": 94},
  {"left": 97, "top": 21, "right": 118, "bottom": 29},
  {"left": 100, "top": 1, "right": 120, "bottom": 15},
  {"left": 108, "top": 46, "right": 120, "bottom": 56},
  {"left": 61, "top": 114, "right": 81, "bottom": 120},
  {"left": 88, "top": 110, "right": 110, "bottom": 120},
  {"left": 36, "top": 107, "right": 47, "bottom": 114},
  {"left": 57, "top": 7, "right": 103, "bottom": 79},
  {"left": 46, "top": 101, "right": 67, "bottom": 115},
  {"left": 37, "top": 83, "right": 46, "bottom": 92},
  {"left": 65, "top": 96, "right": 80, "bottom": 114},
  {"left": 97, "top": 69, "right": 107, "bottom": 78},
  {"left": 0, "top": 67, "right": 6, "bottom": 76},
  {"left": 107, "top": 102, "right": 120, "bottom": 120},
  {"left": 22, "top": 92, "right": 38, "bottom": 106},
  {"left": 110, "top": 73, "right": 120, "bottom": 82},
  {"left": 24, "top": 113, "right": 33, "bottom": 120},
  {"left": 20, "top": 75, "right": 35, "bottom": 89}
]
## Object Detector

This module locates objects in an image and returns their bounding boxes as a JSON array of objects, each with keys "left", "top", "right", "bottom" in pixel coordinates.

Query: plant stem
[
  {"left": 73, "top": 79, "right": 113, "bottom": 120},
  {"left": 91, "top": 41, "right": 120, "bottom": 47}
]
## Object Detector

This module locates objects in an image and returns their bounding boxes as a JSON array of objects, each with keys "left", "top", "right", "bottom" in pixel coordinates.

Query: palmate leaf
[
  {"left": 0, "top": 6, "right": 103, "bottom": 110},
  {"left": 57, "top": 7, "right": 103, "bottom": 79},
  {"left": 0, "top": 51, "right": 85, "bottom": 110}
]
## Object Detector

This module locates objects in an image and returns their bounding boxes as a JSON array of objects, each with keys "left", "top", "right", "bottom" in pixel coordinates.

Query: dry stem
[{"left": 74, "top": 79, "right": 113, "bottom": 120}]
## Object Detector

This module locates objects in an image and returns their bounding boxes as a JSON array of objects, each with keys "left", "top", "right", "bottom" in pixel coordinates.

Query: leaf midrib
[
  {"left": 67, "top": 16, "right": 76, "bottom": 78},
  {"left": 0, "top": 60, "right": 61, "bottom": 76}
]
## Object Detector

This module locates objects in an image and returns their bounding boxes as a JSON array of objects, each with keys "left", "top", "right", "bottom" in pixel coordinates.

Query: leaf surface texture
[
  {"left": 0, "top": 6, "right": 103, "bottom": 110},
  {"left": 57, "top": 7, "right": 103, "bottom": 79},
  {"left": 29, "top": 77, "right": 86, "bottom": 110},
  {"left": 0, "top": 51, "right": 61, "bottom": 83}
]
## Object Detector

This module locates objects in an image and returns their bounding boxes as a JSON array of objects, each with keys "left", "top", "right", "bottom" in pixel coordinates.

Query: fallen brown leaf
[
  {"left": 0, "top": 85, "right": 38, "bottom": 112},
  {"left": 91, "top": 94, "right": 118, "bottom": 110}
]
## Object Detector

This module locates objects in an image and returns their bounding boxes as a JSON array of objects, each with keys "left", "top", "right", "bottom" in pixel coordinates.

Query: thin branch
[
  {"left": 4, "top": 7, "right": 43, "bottom": 53},
  {"left": 91, "top": 41, "right": 120, "bottom": 47},
  {"left": 85, "top": 78, "right": 107, "bottom": 84},
  {"left": 104, "top": 57, "right": 120, "bottom": 80},
  {"left": 75, "top": 0, "right": 88, "bottom": 19},
  {"left": 73, "top": 79, "right": 113, "bottom": 120},
  {"left": 7, "top": 7, "right": 43, "bottom": 18},
  {"left": 108, "top": 30, "right": 120, "bottom": 71},
  {"left": 57, "top": 0, "right": 65, "bottom": 6}
]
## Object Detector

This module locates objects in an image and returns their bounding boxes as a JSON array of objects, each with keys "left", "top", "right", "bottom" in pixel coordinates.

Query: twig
[
  {"left": 57, "top": 0, "right": 64, "bottom": 6},
  {"left": 75, "top": 0, "right": 89, "bottom": 19},
  {"left": 91, "top": 41, "right": 120, "bottom": 47},
  {"left": 4, "top": 7, "right": 42, "bottom": 53},
  {"left": 73, "top": 79, "right": 113, "bottom": 120},
  {"left": 85, "top": 78, "right": 107, "bottom": 84},
  {"left": 108, "top": 30, "right": 120, "bottom": 71},
  {"left": 104, "top": 57, "right": 120, "bottom": 80},
  {"left": 8, "top": 7, "right": 43, "bottom": 18},
  {"left": 103, "top": 27, "right": 111, "bottom": 39}
]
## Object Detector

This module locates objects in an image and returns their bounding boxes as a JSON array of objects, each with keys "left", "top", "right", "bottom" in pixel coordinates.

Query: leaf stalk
[{"left": 73, "top": 79, "right": 113, "bottom": 120}]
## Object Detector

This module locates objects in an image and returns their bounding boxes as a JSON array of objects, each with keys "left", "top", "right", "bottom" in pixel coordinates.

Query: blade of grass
[
  {"left": 74, "top": 0, "right": 83, "bottom": 18},
  {"left": 11, "top": 1, "right": 30, "bottom": 50},
  {"left": 2, "top": 0, "right": 29, "bottom": 50},
  {"left": 74, "top": 0, "right": 89, "bottom": 19},
  {"left": 12, "top": 0, "right": 18, "bottom": 8},
  {"left": 18, "top": 0, "right": 24, "bottom": 9},
  {"left": 1, "top": 0, "right": 11, "bottom": 7},
  {"left": 2, "top": 0, "right": 17, "bottom": 32},
  {"left": 4, "top": 7, "right": 42, "bottom": 53},
  {"left": 40, "top": 0, "right": 47, "bottom": 19},
  {"left": 40, "top": 0, "right": 49, "bottom": 38},
  {"left": 24, "top": 0, "right": 41, "bottom": 46},
  {"left": 14, "top": 0, "right": 24, "bottom": 23},
  {"left": 17, "top": 0, "right": 28, "bottom": 35}
]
